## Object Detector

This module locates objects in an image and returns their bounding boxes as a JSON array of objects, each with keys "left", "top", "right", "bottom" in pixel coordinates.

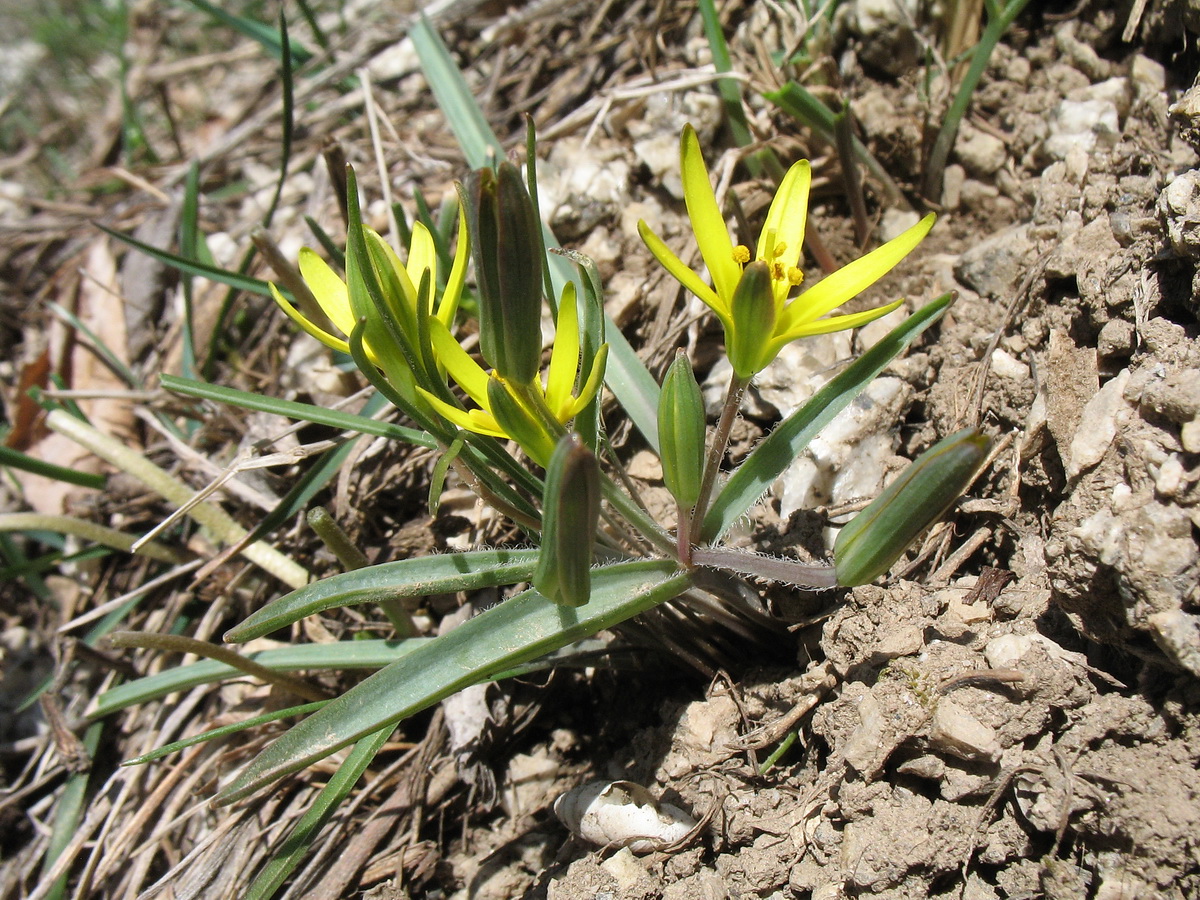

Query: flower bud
[
  {"left": 465, "top": 162, "right": 543, "bottom": 384},
  {"left": 727, "top": 260, "right": 776, "bottom": 378},
  {"left": 658, "top": 351, "right": 706, "bottom": 509},
  {"left": 834, "top": 428, "right": 991, "bottom": 586},
  {"left": 534, "top": 433, "right": 601, "bottom": 607}
]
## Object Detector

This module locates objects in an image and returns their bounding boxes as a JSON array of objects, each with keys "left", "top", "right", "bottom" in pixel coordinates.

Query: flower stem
[
  {"left": 693, "top": 372, "right": 749, "bottom": 533},
  {"left": 675, "top": 500, "right": 693, "bottom": 566}
]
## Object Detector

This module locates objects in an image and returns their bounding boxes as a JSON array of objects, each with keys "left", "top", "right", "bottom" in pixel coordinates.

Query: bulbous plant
[{"left": 101, "top": 122, "right": 988, "bottom": 891}]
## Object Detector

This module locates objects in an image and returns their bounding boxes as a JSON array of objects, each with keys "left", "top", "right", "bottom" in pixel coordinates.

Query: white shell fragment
[{"left": 553, "top": 780, "right": 697, "bottom": 853}]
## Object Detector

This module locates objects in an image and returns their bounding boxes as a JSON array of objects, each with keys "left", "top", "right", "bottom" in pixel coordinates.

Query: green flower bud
[
  {"left": 534, "top": 433, "right": 601, "bottom": 607},
  {"left": 727, "top": 260, "right": 776, "bottom": 379},
  {"left": 834, "top": 428, "right": 991, "bottom": 586},
  {"left": 465, "top": 162, "right": 543, "bottom": 384},
  {"left": 658, "top": 350, "right": 706, "bottom": 509},
  {"left": 486, "top": 374, "right": 561, "bottom": 467}
]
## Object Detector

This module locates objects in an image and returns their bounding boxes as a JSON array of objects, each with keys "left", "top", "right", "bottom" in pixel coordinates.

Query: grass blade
[
  {"left": 124, "top": 701, "right": 328, "bottom": 766},
  {"left": 39, "top": 721, "right": 103, "bottom": 900},
  {"left": 701, "top": 292, "right": 956, "bottom": 541},
  {"left": 764, "top": 81, "right": 907, "bottom": 208},
  {"left": 159, "top": 374, "right": 438, "bottom": 449},
  {"left": 181, "top": 0, "right": 313, "bottom": 66},
  {"left": 96, "top": 222, "right": 275, "bottom": 297},
  {"left": 88, "top": 640, "right": 427, "bottom": 719},
  {"left": 216, "top": 560, "right": 689, "bottom": 804},
  {"left": 243, "top": 724, "right": 392, "bottom": 899},
  {"left": 0, "top": 445, "right": 106, "bottom": 488},
  {"left": 408, "top": 16, "right": 502, "bottom": 167}
]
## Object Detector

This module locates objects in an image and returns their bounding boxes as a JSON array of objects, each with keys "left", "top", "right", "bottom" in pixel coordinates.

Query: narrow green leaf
[
  {"left": 243, "top": 724, "right": 391, "bottom": 900},
  {"left": 182, "top": 0, "right": 313, "bottom": 65},
  {"left": 701, "top": 292, "right": 956, "bottom": 541},
  {"left": 40, "top": 721, "right": 103, "bottom": 900},
  {"left": 89, "top": 640, "right": 426, "bottom": 719},
  {"left": 697, "top": 0, "right": 757, "bottom": 170},
  {"left": 159, "top": 374, "right": 438, "bottom": 449},
  {"left": 409, "top": 16, "right": 502, "bottom": 167},
  {"left": 0, "top": 445, "right": 105, "bottom": 489},
  {"left": 764, "top": 81, "right": 907, "bottom": 207},
  {"left": 226, "top": 549, "right": 541, "bottom": 642},
  {"left": 96, "top": 223, "right": 275, "bottom": 297},
  {"left": 124, "top": 700, "right": 327, "bottom": 766},
  {"left": 216, "top": 560, "right": 689, "bottom": 804}
]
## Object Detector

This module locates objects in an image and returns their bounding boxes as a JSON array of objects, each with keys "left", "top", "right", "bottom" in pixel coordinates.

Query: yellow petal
[
  {"left": 545, "top": 283, "right": 579, "bottom": 416},
  {"left": 637, "top": 219, "right": 726, "bottom": 318},
  {"left": 437, "top": 200, "right": 471, "bottom": 327},
  {"left": 269, "top": 282, "right": 352, "bottom": 355},
  {"left": 680, "top": 124, "right": 740, "bottom": 305},
  {"left": 781, "top": 213, "right": 934, "bottom": 331},
  {"left": 428, "top": 318, "right": 490, "bottom": 407},
  {"left": 776, "top": 298, "right": 905, "bottom": 346},
  {"left": 407, "top": 221, "right": 437, "bottom": 297},
  {"left": 418, "top": 388, "right": 506, "bottom": 438},
  {"left": 758, "top": 159, "right": 811, "bottom": 273},
  {"left": 297, "top": 249, "right": 355, "bottom": 337},
  {"left": 564, "top": 343, "right": 608, "bottom": 420}
]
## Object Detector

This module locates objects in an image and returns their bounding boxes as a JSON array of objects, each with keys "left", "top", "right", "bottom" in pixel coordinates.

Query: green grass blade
[
  {"left": 226, "top": 550, "right": 541, "bottom": 641},
  {"left": 216, "top": 560, "right": 689, "bottom": 804},
  {"left": 408, "top": 16, "right": 503, "bottom": 166},
  {"left": 764, "top": 81, "right": 907, "bottom": 207},
  {"left": 181, "top": 0, "right": 313, "bottom": 65},
  {"left": 920, "top": 0, "right": 1033, "bottom": 201},
  {"left": 124, "top": 700, "right": 327, "bottom": 766},
  {"left": 96, "top": 223, "right": 275, "bottom": 297},
  {"left": 0, "top": 513, "right": 183, "bottom": 563},
  {"left": 45, "top": 300, "right": 141, "bottom": 388},
  {"left": 243, "top": 724, "right": 392, "bottom": 900},
  {"left": 179, "top": 162, "right": 202, "bottom": 378},
  {"left": 697, "top": 0, "right": 758, "bottom": 173},
  {"left": 40, "top": 721, "right": 103, "bottom": 900},
  {"left": 701, "top": 292, "right": 956, "bottom": 542},
  {"left": 159, "top": 374, "right": 438, "bottom": 449},
  {"left": 304, "top": 215, "right": 345, "bottom": 268},
  {"left": 260, "top": 10, "right": 295, "bottom": 227},
  {"left": 89, "top": 640, "right": 426, "bottom": 719},
  {"left": 0, "top": 445, "right": 106, "bottom": 488}
]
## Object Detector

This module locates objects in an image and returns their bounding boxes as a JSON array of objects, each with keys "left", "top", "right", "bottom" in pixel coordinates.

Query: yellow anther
[
  {"left": 772, "top": 241, "right": 787, "bottom": 259},
  {"left": 787, "top": 266, "right": 804, "bottom": 285},
  {"left": 732, "top": 245, "right": 751, "bottom": 265}
]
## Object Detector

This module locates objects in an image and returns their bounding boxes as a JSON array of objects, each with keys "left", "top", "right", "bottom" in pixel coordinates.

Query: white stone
[
  {"left": 929, "top": 697, "right": 1000, "bottom": 762},
  {"left": 1066, "top": 369, "right": 1130, "bottom": 480},
  {"left": 1043, "top": 99, "right": 1120, "bottom": 159},
  {"left": 955, "top": 123, "right": 1007, "bottom": 176}
]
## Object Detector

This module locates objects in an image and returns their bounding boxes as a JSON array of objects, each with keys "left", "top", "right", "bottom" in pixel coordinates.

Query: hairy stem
[{"left": 693, "top": 372, "right": 749, "bottom": 533}]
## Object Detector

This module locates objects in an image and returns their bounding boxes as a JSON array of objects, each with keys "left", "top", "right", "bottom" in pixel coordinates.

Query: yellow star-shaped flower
[
  {"left": 269, "top": 212, "right": 469, "bottom": 365},
  {"left": 638, "top": 125, "right": 935, "bottom": 378}
]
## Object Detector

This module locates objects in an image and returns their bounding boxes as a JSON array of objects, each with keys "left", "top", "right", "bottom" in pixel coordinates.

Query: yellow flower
[
  {"left": 638, "top": 124, "right": 935, "bottom": 378},
  {"left": 269, "top": 211, "right": 469, "bottom": 363},
  {"left": 418, "top": 283, "right": 608, "bottom": 463}
]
